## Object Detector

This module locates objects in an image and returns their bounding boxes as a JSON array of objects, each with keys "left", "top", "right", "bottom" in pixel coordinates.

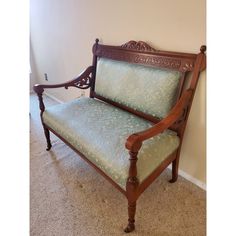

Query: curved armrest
[
  {"left": 33, "top": 66, "right": 94, "bottom": 94},
  {"left": 126, "top": 89, "right": 193, "bottom": 152}
]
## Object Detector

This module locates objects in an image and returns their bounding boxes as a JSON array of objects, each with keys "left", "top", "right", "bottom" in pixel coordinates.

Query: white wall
[{"left": 30, "top": 41, "right": 38, "bottom": 92}]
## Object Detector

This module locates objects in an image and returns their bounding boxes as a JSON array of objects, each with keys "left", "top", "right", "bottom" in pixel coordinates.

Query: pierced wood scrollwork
[
  {"left": 65, "top": 72, "right": 93, "bottom": 90},
  {"left": 121, "top": 40, "right": 156, "bottom": 52}
]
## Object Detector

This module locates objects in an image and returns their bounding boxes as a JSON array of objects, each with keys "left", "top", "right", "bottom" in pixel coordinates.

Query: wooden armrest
[
  {"left": 125, "top": 89, "right": 193, "bottom": 152},
  {"left": 33, "top": 66, "right": 94, "bottom": 94}
]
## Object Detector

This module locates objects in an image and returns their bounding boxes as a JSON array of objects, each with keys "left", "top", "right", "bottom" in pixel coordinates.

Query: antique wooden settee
[{"left": 34, "top": 39, "right": 206, "bottom": 233}]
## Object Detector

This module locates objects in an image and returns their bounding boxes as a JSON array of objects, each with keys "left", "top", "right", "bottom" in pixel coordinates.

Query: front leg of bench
[
  {"left": 35, "top": 92, "right": 52, "bottom": 151},
  {"left": 124, "top": 151, "right": 139, "bottom": 233},
  {"left": 124, "top": 142, "right": 142, "bottom": 233},
  {"left": 124, "top": 201, "right": 137, "bottom": 233}
]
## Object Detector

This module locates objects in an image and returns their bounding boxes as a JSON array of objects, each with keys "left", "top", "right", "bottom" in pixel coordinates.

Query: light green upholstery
[
  {"left": 43, "top": 97, "right": 180, "bottom": 190},
  {"left": 95, "top": 58, "right": 181, "bottom": 118}
]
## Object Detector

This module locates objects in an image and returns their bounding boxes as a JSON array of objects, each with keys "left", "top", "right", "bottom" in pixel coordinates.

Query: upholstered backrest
[{"left": 95, "top": 58, "right": 182, "bottom": 119}]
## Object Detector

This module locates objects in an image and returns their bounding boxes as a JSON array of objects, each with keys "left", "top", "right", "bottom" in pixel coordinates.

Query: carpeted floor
[{"left": 30, "top": 94, "right": 206, "bottom": 236}]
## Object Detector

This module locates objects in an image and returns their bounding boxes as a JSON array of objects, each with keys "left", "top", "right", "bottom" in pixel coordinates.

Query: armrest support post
[
  {"left": 126, "top": 151, "right": 139, "bottom": 202},
  {"left": 126, "top": 135, "right": 142, "bottom": 189},
  {"left": 128, "top": 151, "right": 139, "bottom": 183},
  {"left": 37, "top": 92, "right": 45, "bottom": 115},
  {"left": 125, "top": 88, "right": 193, "bottom": 153}
]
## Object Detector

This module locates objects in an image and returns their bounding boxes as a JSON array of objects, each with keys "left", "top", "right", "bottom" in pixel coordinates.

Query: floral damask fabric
[
  {"left": 95, "top": 58, "right": 181, "bottom": 119},
  {"left": 43, "top": 97, "right": 180, "bottom": 189}
]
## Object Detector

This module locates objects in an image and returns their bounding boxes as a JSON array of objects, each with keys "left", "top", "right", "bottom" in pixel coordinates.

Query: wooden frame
[{"left": 34, "top": 39, "right": 206, "bottom": 233}]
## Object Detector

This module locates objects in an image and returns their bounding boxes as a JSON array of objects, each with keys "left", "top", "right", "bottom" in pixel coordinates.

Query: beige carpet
[{"left": 30, "top": 94, "right": 206, "bottom": 236}]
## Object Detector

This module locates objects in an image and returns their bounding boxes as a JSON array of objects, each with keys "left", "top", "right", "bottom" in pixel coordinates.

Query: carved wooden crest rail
[{"left": 93, "top": 40, "right": 198, "bottom": 72}]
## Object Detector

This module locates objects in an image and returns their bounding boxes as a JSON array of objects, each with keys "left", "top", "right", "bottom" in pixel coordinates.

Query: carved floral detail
[
  {"left": 96, "top": 48, "right": 181, "bottom": 70},
  {"left": 182, "top": 62, "right": 194, "bottom": 72},
  {"left": 133, "top": 55, "right": 181, "bottom": 69},
  {"left": 121, "top": 40, "right": 156, "bottom": 52},
  {"left": 65, "top": 73, "right": 93, "bottom": 90}
]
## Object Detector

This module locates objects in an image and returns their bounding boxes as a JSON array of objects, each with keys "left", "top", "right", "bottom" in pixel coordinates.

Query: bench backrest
[
  {"left": 91, "top": 40, "right": 206, "bottom": 126},
  {"left": 95, "top": 58, "right": 181, "bottom": 119}
]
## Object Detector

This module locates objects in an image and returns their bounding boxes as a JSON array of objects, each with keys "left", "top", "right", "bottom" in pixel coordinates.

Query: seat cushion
[
  {"left": 43, "top": 97, "right": 180, "bottom": 189},
  {"left": 95, "top": 58, "right": 181, "bottom": 118}
]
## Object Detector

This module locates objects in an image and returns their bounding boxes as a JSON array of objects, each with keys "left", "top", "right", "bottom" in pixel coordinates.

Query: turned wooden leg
[
  {"left": 124, "top": 201, "right": 136, "bottom": 233},
  {"left": 169, "top": 157, "right": 179, "bottom": 183},
  {"left": 35, "top": 92, "right": 52, "bottom": 151},
  {"left": 43, "top": 125, "right": 52, "bottom": 151}
]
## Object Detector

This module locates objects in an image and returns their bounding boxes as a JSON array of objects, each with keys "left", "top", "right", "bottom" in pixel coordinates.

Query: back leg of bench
[
  {"left": 169, "top": 154, "right": 180, "bottom": 183},
  {"left": 43, "top": 125, "right": 52, "bottom": 151}
]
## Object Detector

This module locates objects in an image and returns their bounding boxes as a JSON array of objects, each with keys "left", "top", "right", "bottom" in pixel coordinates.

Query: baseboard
[
  {"left": 168, "top": 166, "right": 206, "bottom": 190},
  {"left": 44, "top": 92, "right": 206, "bottom": 191},
  {"left": 44, "top": 92, "right": 64, "bottom": 103}
]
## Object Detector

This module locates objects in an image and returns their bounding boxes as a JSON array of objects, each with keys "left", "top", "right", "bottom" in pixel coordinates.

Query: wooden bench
[{"left": 34, "top": 39, "right": 206, "bottom": 233}]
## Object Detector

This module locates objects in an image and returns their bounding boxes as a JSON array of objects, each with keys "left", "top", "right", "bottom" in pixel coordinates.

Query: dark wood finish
[
  {"left": 124, "top": 201, "right": 136, "bottom": 233},
  {"left": 43, "top": 124, "right": 52, "bottom": 151},
  {"left": 35, "top": 92, "right": 52, "bottom": 150},
  {"left": 169, "top": 158, "right": 179, "bottom": 183},
  {"left": 34, "top": 39, "right": 206, "bottom": 233}
]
